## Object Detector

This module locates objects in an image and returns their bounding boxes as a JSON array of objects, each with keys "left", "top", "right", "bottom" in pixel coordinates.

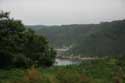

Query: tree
[{"left": 0, "top": 11, "right": 56, "bottom": 68}]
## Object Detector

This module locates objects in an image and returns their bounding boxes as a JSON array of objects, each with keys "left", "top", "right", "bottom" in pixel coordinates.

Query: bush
[
  {"left": 56, "top": 68, "right": 92, "bottom": 83},
  {"left": 8, "top": 65, "right": 51, "bottom": 83}
]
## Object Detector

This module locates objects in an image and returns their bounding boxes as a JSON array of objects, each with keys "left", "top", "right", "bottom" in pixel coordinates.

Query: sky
[{"left": 0, "top": 0, "right": 125, "bottom": 25}]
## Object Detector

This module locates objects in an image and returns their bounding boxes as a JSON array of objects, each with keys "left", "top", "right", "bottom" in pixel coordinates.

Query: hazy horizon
[{"left": 0, "top": 0, "right": 125, "bottom": 25}]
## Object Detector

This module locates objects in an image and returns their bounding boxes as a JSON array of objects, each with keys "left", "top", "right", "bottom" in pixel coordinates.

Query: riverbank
[
  {"left": 56, "top": 56, "right": 102, "bottom": 61},
  {"left": 54, "top": 57, "right": 101, "bottom": 65}
]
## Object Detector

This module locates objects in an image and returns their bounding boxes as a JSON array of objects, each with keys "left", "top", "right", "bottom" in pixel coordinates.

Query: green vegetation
[
  {"left": 29, "top": 20, "right": 125, "bottom": 57},
  {"left": 0, "top": 58, "right": 125, "bottom": 83},
  {"left": 0, "top": 11, "right": 125, "bottom": 83},
  {"left": 0, "top": 11, "right": 56, "bottom": 68}
]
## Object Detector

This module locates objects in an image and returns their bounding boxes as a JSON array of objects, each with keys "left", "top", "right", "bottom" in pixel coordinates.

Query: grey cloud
[{"left": 0, "top": 0, "right": 125, "bottom": 25}]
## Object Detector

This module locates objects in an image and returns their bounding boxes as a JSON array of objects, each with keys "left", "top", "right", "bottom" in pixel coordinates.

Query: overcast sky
[{"left": 0, "top": 0, "right": 125, "bottom": 25}]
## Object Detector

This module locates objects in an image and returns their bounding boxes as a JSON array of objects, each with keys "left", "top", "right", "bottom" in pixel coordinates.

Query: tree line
[{"left": 29, "top": 20, "right": 125, "bottom": 57}]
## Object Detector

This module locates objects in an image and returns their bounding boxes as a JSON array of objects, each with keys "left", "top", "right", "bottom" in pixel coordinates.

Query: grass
[{"left": 0, "top": 58, "right": 125, "bottom": 83}]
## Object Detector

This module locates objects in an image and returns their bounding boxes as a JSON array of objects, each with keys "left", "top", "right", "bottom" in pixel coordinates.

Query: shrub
[
  {"left": 112, "top": 66, "right": 125, "bottom": 83},
  {"left": 9, "top": 65, "right": 51, "bottom": 83},
  {"left": 56, "top": 68, "right": 92, "bottom": 83}
]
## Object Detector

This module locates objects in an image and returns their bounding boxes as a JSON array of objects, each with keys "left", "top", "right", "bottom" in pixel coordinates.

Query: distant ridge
[{"left": 28, "top": 20, "right": 125, "bottom": 57}]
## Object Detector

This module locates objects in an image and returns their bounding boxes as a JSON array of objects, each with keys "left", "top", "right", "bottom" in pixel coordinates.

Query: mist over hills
[{"left": 28, "top": 20, "right": 125, "bottom": 57}]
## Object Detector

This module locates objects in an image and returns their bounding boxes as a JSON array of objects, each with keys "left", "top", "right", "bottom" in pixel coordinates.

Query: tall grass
[
  {"left": 4, "top": 65, "right": 50, "bottom": 83},
  {"left": 0, "top": 58, "right": 125, "bottom": 83},
  {"left": 56, "top": 68, "right": 93, "bottom": 83}
]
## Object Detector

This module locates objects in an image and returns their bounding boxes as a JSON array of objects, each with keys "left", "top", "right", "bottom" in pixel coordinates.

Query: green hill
[{"left": 28, "top": 20, "right": 125, "bottom": 57}]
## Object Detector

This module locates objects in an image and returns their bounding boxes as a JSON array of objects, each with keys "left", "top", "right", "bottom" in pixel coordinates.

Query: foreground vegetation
[{"left": 0, "top": 57, "right": 125, "bottom": 83}]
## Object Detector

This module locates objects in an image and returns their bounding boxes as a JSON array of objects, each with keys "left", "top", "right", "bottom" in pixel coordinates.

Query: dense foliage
[
  {"left": 29, "top": 20, "right": 125, "bottom": 57},
  {"left": 0, "top": 57, "right": 124, "bottom": 83},
  {"left": 0, "top": 11, "right": 56, "bottom": 68}
]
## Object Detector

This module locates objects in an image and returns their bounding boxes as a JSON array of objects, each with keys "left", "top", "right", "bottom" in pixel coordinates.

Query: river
[{"left": 54, "top": 58, "right": 81, "bottom": 65}]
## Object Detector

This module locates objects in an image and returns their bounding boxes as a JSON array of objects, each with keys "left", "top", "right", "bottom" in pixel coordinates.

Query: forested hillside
[{"left": 28, "top": 20, "right": 125, "bottom": 57}]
